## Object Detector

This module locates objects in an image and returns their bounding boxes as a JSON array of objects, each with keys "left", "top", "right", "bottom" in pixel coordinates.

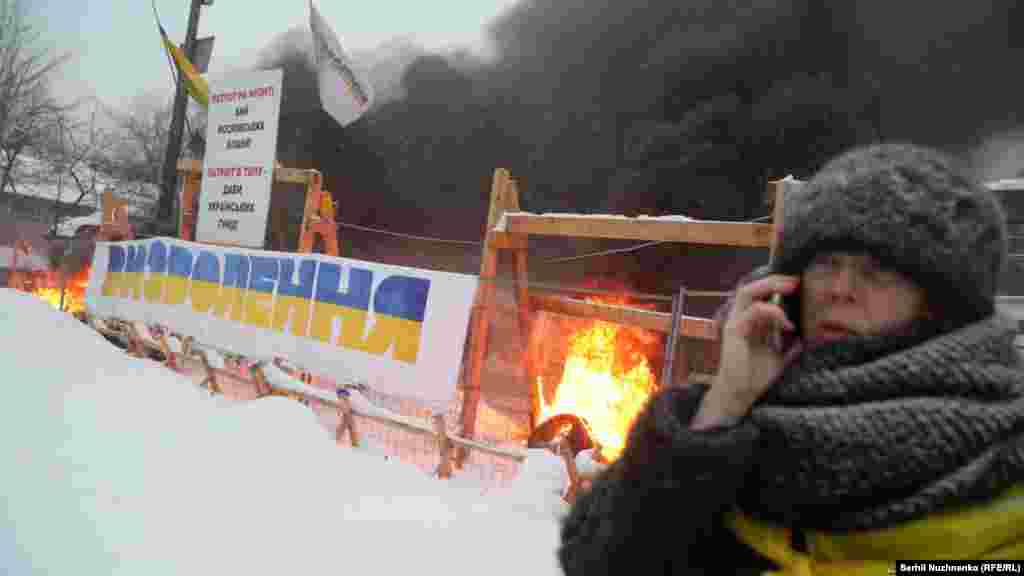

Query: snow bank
[{"left": 0, "top": 289, "right": 564, "bottom": 575}]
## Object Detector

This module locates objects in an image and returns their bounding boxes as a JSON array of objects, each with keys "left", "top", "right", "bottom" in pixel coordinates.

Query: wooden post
[
  {"left": 558, "top": 436, "right": 580, "bottom": 504},
  {"left": 767, "top": 175, "right": 795, "bottom": 261},
  {"left": 505, "top": 177, "right": 536, "bottom": 428},
  {"left": 156, "top": 331, "right": 178, "bottom": 370},
  {"left": 505, "top": 177, "right": 536, "bottom": 430},
  {"left": 250, "top": 364, "right": 273, "bottom": 397},
  {"left": 176, "top": 159, "right": 336, "bottom": 255},
  {"left": 124, "top": 322, "right": 147, "bottom": 358},
  {"left": 97, "top": 190, "right": 135, "bottom": 242},
  {"left": 297, "top": 171, "right": 341, "bottom": 256},
  {"left": 673, "top": 287, "right": 691, "bottom": 385},
  {"left": 8, "top": 240, "right": 26, "bottom": 290},
  {"left": 181, "top": 335, "right": 195, "bottom": 357},
  {"left": 179, "top": 168, "right": 202, "bottom": 241},
  {"left": 433, "top": 414, "right": 453, "bottom": 479},
  {"left": 457, "top": 168, "right": 511, "bottom": 466},
  {"left": 317, "top": 188, "right": 341, "bottom": 256},
  {"left": 336, "top": 396, "right": 360, "bottom": 448},
  {"left": 529, "top": 312, "right": 551, "bottom": 426},
  {"left": 661, "top": 289, "right": 682, "bottom": 387},
  {"left": 196, "top": 349, "right": 220, "bottom": 395}
]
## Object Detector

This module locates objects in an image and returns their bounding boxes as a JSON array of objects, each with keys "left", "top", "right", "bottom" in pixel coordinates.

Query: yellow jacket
[{"left": 726, "top": 485, "right": 1024, "bottom": 575}]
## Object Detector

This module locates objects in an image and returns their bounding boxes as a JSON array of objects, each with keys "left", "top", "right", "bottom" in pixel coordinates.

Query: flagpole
[{"left": 157, "top": 0, "right": 205, "bottom": 236}]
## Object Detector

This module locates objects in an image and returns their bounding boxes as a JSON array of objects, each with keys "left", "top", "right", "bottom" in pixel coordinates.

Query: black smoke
[{"left": 254, "top": 0, "right": 1024, "bottom": 297}]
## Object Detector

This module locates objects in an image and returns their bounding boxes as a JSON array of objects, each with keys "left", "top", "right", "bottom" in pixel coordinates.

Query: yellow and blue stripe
[{"left": 101, "top": 240, "right": 430, "bottom": 364}]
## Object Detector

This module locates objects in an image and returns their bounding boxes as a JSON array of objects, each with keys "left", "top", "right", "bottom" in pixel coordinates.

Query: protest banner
[
  {"left": 195, "top": 69, "right": 283, "bottom": 248},
  {"left": 85, "top": 237, "right": 478, "bottom": 407}
]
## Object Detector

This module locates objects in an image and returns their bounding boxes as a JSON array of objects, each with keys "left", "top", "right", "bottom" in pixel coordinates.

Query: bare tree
[
  {"left": 41, "top": 105, "right": 124, "bottom": 231},
  {"left": 103, "top": 95, "right": 171, "bottom": 185},
  {"left": 0, "top": 0, "right": 69, "bottom": 201},
  {"left": 100, "top": 94, "right": 203, "bottom": 226},
  {"left": 104, "top": 93, "right": 208, "bottom": 179}
]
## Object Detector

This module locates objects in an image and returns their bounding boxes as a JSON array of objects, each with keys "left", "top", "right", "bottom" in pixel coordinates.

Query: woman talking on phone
[{"left": 558, "top": 143, "right": 1024, "bottom": 574}]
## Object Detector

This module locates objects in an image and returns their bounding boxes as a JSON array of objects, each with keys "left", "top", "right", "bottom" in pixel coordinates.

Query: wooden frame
[
  {"left": 459, "top": 169, "right": 787, "bottom": 453},
  {"left": 176, "top": 159, "right": 340, "bottom": 256},
  {"left": 179, "top": 162, "right": 339, "bottom": 404},
  {"left": 96, "top": 190, "right": 136, "bottom": 242},
  {"left": 457, "top": 169, "right": 531, "bottom": 466}
]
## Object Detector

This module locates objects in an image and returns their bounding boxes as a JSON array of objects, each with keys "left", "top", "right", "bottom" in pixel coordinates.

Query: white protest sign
[
  {"left": 85, "top": 237, "right": 480, "bottom": 409},
  {"left": 196, "top": 68, "right": 283, "bottom": 248}
]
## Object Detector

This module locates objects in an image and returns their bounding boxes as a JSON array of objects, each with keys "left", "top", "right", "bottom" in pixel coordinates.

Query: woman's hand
[{"left": 690, "top": 275, "right": 801, "bottom": 430}]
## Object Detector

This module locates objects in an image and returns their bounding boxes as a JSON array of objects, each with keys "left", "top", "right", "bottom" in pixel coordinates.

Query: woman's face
[{"left": 800, "top": 251, "right": 929, "bottom": 347}]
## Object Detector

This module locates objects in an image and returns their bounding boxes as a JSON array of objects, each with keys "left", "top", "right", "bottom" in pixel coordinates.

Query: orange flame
[
  {"left": 537, "top": 293, "right": 659, "bottom": 461},
  {"left": 29, "top": 266, "right": 90, "bottom": 315}
]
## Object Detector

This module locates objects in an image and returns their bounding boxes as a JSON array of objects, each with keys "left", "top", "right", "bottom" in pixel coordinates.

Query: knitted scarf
[{"left": 738, "top": 314, "right": 1024, "bottom": 531}]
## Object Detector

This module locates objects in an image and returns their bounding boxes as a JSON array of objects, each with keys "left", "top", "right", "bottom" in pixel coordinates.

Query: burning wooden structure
[
  {"left": 21, "top": 162, "right": 794, "bottom": 502},
  {"left": 460, "top": 169, "right": 790, "bottom": 474}
]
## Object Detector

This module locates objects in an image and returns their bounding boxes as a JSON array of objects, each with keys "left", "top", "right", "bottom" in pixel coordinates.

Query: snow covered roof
[
  {"left": 987, "top": 179, "right": 1024, "bottom": 192},
  {"left": 2, "top": 151, "right": 158, "bottom": 213},
  {"left": 55, "top": 211, "right": 103, "bottom": 237}
]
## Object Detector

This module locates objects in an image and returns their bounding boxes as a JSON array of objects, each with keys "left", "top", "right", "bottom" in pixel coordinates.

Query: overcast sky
[{"left": 27, "top": 0, "right": 519, "bottom": 110}]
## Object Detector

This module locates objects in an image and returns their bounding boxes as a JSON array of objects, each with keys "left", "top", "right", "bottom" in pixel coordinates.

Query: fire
[
  {"left": 536, "top": 293, "right": 659, "bottom": 461},
  {"left": 29, "top": 266, "right": 90, "bottom": 315}
]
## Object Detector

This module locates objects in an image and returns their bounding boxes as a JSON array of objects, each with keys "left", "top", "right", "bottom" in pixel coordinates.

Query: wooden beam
[
  {"left": 504, "top": 214, "right": 772, "bottom": 248},
  {"left": 298, "top": 171, "right": 323, "bottom": 253},
  {"left": 529, "top": 293, "right": 716, "bottom": 340},
  {"left": 505, "top": 178, "right": 535, "bottom": 431},
  {"left": 459, "top": 168, "right": 510, "bottom": 461},
  {"left": 274, "top": 166, "right": 316, "bottom": 185},
  {"left": 488, "top": 230, "right": 527, "bottom": 250},
  {"left": 768, "top": 176, "right": 799, "bottom": 261},
  {"left": 179, "top": 169, "right": 201, "bottom": 241}
]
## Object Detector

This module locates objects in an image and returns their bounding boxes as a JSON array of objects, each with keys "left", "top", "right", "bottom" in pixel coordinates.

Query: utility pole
[{"left": 156, "top": 0, "right": 205, "bottom": 235}]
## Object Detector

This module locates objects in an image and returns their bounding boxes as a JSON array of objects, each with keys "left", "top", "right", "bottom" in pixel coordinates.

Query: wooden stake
[
  {"left": 336, "top": 395, "right": 360, "bottom": 448},
  {"left": 458, "top": 168, "right": 510, "bottom": 466},
  {"left": 767, "top": 176, "right": 793, "bottom": 262},
  {"left": 528, "top": 312, "right": 550, "bottom": 436},
  {"left": 296, "top": 172, "right": 340, "bottom": 256},
  {"left": 249, "top": 364, "right": 274, "bottom": 397},
  {"left": 433, "top": 414, "right": 453, "bottom": 479},
  {"left": 124, "top": 322, "right": 148, "bottom": 358},
  {"left": 97, "top": 190, "right": 135, "bottom": 242},
  {"left": 557, "top": 436, "right": 579, "bottom": 504},
  {"left": 505, "top": 177, "right": 536, "bottom": 431},
  {"left": 317, "top": 188, "right": 341, "bottom": 256},
  {"left": 156, "top": 331, "right": 178, "bottom": 370},
  {"left": 196, "top": 349, "right": 220, "bottom": 395},
  {"left": 179, "top": 168, "right": 202, "bottom": 241}
]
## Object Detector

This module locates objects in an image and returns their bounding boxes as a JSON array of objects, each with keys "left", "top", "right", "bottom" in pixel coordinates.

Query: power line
[
  {"left": 335, "top": 221, "right": 482, "bottom": 246},
  {"left": 537, "top": 240, "right": 664, "bottom": 265}
]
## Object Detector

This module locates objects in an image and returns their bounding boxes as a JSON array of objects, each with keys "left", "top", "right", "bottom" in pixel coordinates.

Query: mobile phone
[{"left": 769, "top": 292, "right": 785, "bottom": 352}]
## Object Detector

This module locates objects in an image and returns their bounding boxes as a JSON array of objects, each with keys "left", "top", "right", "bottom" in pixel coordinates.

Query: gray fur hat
[{"left": 772, "top": 143, "right": 1008, "bottom": 329}]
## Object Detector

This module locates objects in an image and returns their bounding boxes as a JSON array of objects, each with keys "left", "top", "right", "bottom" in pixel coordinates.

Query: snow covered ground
[{"left": 0, "top": 288, "right": 567, "bottom": 575}]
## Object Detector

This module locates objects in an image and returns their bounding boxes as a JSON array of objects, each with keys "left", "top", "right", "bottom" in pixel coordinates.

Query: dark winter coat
[{"left": 557, "top": 315, "right": 1024, "bottom": 575}]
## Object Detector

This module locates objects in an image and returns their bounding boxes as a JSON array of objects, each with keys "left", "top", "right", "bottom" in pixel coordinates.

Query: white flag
[{"left": 309, "top": 1, "right": 374, "bottom": 127}]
